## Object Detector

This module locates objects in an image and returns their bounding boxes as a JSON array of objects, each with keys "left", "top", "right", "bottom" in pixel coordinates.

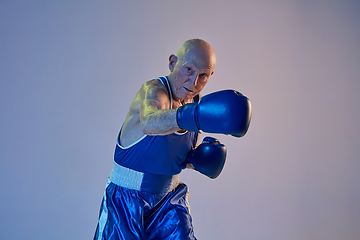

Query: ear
[{"left": 169, "top": 54, "right": 177, "bottom": 72}]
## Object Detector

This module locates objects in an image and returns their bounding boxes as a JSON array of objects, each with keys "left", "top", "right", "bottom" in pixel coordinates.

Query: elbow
[
  {"left": 141, "top": 124, "right": 151, "bottom": 135},
  {"left": 140, "top": 116, "right": 153, "bottom": 135}
]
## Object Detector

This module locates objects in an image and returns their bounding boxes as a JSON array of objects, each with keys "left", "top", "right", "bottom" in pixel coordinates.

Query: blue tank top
[{"left": 114, "top": 76, "right": 199, "bottom": 175}]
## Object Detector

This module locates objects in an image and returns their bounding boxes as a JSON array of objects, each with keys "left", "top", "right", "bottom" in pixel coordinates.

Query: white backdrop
[{"left": 1, "top": 1, "right": 359, "bottom": 239}]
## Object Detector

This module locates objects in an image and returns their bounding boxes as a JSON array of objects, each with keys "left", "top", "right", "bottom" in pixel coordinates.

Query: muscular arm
[{"left": 139, "top": 80, "right": 181, "bottom": 135}]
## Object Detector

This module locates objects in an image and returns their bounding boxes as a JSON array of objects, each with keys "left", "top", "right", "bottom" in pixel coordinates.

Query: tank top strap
[{"left": 158, "top": 76, "right": 172, "bottom": 108}]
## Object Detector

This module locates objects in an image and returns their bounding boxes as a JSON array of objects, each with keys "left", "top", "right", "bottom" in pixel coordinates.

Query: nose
[{"left": 189, "top": 74, "right": 199, "bottom": 87}]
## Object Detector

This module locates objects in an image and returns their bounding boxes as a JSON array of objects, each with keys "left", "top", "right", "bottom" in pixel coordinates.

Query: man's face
[{"left": 169, "top": 47, "right": 215, "bottom": 102}]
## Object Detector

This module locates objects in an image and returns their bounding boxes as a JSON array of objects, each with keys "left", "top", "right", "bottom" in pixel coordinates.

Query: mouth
[{"left": 183, "top": 87, "right": 194, "bottom": 93}]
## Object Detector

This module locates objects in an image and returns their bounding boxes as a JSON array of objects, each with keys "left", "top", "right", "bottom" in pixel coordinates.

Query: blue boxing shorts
[{"left": 94, "top": 162, "right": 197, "bottom": 240}]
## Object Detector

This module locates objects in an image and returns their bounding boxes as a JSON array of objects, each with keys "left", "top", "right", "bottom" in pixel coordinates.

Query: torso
[{"left": 120, "top": 77, "right": 192, "bottom": 147}]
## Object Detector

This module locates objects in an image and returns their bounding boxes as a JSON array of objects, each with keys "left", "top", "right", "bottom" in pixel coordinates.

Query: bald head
[{"left": 176, "top": 39, "right": 216, "bottom": 69}]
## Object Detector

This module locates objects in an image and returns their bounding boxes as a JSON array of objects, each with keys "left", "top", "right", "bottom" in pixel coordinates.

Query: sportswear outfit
[{"left": 94, "top": 77, "right": 199, "bottom": 240}]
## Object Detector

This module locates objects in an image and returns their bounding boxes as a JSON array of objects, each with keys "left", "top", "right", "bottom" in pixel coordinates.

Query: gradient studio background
[{"left": 1, "top": 1, "right": 360, "bottom": 239}]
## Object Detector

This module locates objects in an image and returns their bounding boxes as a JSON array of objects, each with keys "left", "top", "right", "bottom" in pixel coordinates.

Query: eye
[
  {"left": 186, "top": 67, "right": 192, "bottom": 72},
  {"left": 200, "top": 73, "right": 207, "bottom": 78}
]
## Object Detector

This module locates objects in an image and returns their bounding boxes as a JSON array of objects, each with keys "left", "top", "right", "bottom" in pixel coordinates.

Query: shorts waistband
[{"left": 109, "top": 161, "right": 180, "bottom": 194}]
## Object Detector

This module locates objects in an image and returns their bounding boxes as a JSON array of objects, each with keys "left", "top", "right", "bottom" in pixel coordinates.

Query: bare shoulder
[
  {"left": 127, "top": 79, "right": 168, "bottom": 112},
  {"left": 139, "top": 79, "right": 171, "bottom": 111},
  {"left": 142, "top": 78, "right": 165, "bottom": 89},
  {"left": 140, "top": 79, "right": 169, "bottom": 102}
]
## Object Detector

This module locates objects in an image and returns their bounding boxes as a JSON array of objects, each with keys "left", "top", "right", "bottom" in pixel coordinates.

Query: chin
[{"left": 184, "top": 94, "right": 196, "bottom": 102}]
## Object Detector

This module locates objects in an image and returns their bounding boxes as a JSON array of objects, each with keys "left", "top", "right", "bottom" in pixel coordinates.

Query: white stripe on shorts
[{"left": 97, "top": 179, "right": 110, "bottom": 240}]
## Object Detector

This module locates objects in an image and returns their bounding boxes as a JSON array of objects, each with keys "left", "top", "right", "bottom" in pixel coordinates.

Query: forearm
[{"left": 141, "top": 109, "right": 180, "bottom": 135}]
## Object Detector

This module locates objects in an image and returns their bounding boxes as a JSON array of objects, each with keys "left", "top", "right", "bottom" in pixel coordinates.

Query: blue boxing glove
[
  {"left": 177, "top": 90, "right": 252, "bottom": 138},
  {"left": 187, "top": 137, "right": 227, "bottom": 179}
]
